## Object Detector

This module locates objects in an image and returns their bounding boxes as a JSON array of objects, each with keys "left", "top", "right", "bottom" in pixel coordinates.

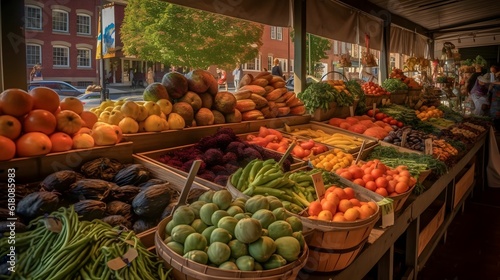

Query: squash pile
[{"left": 163, "top": 189, "right": 306, "bottom": 271}]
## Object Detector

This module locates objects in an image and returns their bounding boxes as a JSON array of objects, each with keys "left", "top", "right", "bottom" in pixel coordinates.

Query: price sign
[
  {"left": 107, "top": 248, "right": 138, "bottom": 270},
  {"left": 401, "top": 130, "right": 409, "bottom": 147},
  {"left": 310, "top": 172, "right": 325, "bottom": 199},
  {"left": 377, "top": 198, "right": 394, "bottom": 228},
  {"left": 424, "top": 138, "right": 433, "bottom": 155}
]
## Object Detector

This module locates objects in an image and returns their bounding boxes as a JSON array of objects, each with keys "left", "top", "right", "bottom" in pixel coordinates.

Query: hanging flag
[{"left": 96, "top": 4, "right": 116, "bottom": 59}]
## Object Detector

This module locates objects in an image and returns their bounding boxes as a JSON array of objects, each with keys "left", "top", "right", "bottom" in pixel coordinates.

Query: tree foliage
[
  {"left": 290, "top": 31, "right": 332, "bottom": 75},
  {"left": 120, "top": 0, "right": 264, "bottom": 69}
]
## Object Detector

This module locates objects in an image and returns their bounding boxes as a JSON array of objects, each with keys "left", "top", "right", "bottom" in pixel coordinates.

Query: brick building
[{"left": 23, "top": 0, "right": 361, "bottom": 87}]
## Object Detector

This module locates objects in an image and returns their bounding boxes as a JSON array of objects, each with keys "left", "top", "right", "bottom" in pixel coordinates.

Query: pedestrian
[
  {"left": 30, "top": 63, "right": 43, "bottom": 81},
  {"left": 147, "top": 67, "right": 154, "bottom": 85},
  {"left": 216, "top": 68, "right": 228, "bottom": 91},
  {"left": 271, "top": 58, "right": 283, "bottom": 78},
  {"left": 487, "top": 64, "right": 500, "bottom": 129},
  {"left": 232, "top": 65, "right": 242, "bottom": 89},
  {"left": 129, "top": 69, "right": 135, "bottom": 89},
  {"left": 470, "top": 73, "right": 492, "bottom": 116}
]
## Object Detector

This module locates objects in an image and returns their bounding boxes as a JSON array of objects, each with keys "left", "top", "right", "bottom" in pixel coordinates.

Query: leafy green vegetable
[
  {"left": 297, "top": 82, "right": 354, "bottom": 113},
  {"left": 475, "top": 55, "right": 487, "bottom": 67},
  {"left": 382, "top": 78, "right": 408, "bottom": 93},
  {"left": 437, "top": 105, "right": 463, "bottom": 123},
  {"left": 366, "top": 146, "right": 447, "bottom": 177},
  {"left": 346, "top": 80, "right": 366, "bottom": 115}
]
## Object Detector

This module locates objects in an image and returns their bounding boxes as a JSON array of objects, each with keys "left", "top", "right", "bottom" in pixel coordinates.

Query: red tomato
[
  {"left": 397, "top": 121, "right": 404, "bottom": 128},
  {"left": 390, "top": 119, "right": 398, "bottom": 125}
]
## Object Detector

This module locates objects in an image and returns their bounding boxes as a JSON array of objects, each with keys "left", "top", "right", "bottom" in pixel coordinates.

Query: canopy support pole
[{"left": 293, "top": 0, "right": 306, "bottom": 93}]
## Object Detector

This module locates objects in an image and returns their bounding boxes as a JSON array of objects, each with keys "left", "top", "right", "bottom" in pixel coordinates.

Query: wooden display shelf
[
  {"left": 0, "top": 142, "right": 134, "bottom": 183},
  {"left": 123, "top": 115, "right": 311, "bottom": 153}
]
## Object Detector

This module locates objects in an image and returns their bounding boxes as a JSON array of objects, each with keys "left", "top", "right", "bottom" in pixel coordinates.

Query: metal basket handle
[{"left": 320, "top": 70, "right": 348, "bottom": 82}]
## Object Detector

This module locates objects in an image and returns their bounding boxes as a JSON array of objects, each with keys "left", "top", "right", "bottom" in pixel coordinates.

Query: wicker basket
[
  {"left": 365, "top": 95, "right": 383, "bottom": 107},
  {"left": 300, "top": 204, "right": 380, "bottom": 272},
  {"left": 390, "top": 90, "right": 408, "bottom": 105},
  {"left": 312, "top": 100, "right": 358, "bottom": 121},
  {"left": 155, "top": 216, "right": 309, "bottom": 280},
  {"left": 408, "top": 88, "right": 423, "bottom": 104}
]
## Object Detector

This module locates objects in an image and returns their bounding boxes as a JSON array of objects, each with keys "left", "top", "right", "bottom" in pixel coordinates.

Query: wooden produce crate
[
  {"left": 378, "top": 140, "right": 424, "bottom": 155},
  {"left": 279, "top": 123, "right": 378, "bottom": 154},
  {"left": 453, "top": 162, "right": 475, "bottom": 208},
  {"left": 236, "top": 131, "right": 314, "bottom": 167},
  {"left": 135, "top": 145, "right": 303, "bottom": 191},
  {"left": 123, "top": 115, "right": 311, "bottom": 153},
  {"left": 418, "top": 199, "right": 446, "bottom": 256},
  {"left": 0, "top": 142, "right": 134, "bottom": 183}
]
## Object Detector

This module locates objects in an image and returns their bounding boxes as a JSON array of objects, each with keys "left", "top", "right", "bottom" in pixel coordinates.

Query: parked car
[
  {"left": 285, "top": 75, "right": 319, "bottom": 91},
  {"left": 77, "top": 92, "right": 144, "bottom": 110},
  {"left": 28, "top": 81, "right": 85, "bottom": 98}
]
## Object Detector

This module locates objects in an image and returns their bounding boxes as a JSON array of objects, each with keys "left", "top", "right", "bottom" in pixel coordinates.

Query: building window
[
  {"left": 267, "top": 56, "right": 273, "bottom": 72},
  {"left": 244, "top": 56, "right": 261, "bottom": 71},
  {"left": 77, "top": 14, "right": 91, "bottom": 35},
  {"left": 77, "top": 48, "right": 91, "bottom": 68},
  {"left": 25, "top": 5, "right": 42, "bottom": 30},
  {"left": 53, "top": 10, "right": 69, "bottom": 32},
  {"left": 270, "top": 27, "right": 283, "bottom": 41},
  {"left": 53, "top": 46, "right": 69, "bottom": 67},
  {"left": 26, "top": 44, "right": 42, "bottom": 66}
]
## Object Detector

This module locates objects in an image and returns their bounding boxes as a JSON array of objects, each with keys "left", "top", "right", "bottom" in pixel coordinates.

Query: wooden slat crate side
[
  {"left": 132, "top": 155, "right": 212, "bottom": 192},
  {"left": 0, "top": 142, "right": 134, "bottom": 183},
  {"left": 418, "top": 202, "right": 446, "bottom": 256},
  {"left": 453, "top": 163, "right": 475, "bottom": 208},
  {"left": 123, "top": 116, "right": 311, "bottom": 153}
]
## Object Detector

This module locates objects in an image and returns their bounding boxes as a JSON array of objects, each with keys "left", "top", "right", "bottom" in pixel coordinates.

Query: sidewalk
[{"left": 106, "top": 83, "right": 238, "bottom": 95}]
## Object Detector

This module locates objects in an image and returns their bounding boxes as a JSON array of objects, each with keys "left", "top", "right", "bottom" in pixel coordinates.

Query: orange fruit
[
  {"left": 365, "top": 181, "right": 377, "bottom": 191},
  {"left": 362, "top": 174, "right": 374, "bottom": 183},
  {"left": 344, "top": 208, "right": 359, "bottom": 221},
  {"left": 338, "top": 199, "right": 353, "bottom": 213},
  {"left": 332, "top": 212, "right": 346, "bottom": 222},
  {"left": 333, "top": 188, "right": 348, "bottom": 200},
  {"left": 349, "top": 198, "right": 361, "bottom": 207},
  {"left": 308, "top": 201, "right": 322, "bottom": 216},
  {"left": 375, "top": 187, "right": 389, "bottom": 197},
  {"left": 343, "top": 187, "right": 355, "bottom": 199},
  {"left": 326, "top": 192, "right": 340, "bottom": 205},
  {"left": 359, "top": 204, "right": 374, "bottom": 219},
  {"left": 60, "top": 97, "right": 84, "bottom": 115},
  {"left": 353, "top": 178, "right": 365, "bottom": 187},
  {"left": 395, "top": 181, "right": 409, "bottom": 194},
  {"left": 317, "top": 210, "right": 333, "bottom": 221},
  {"left": 29, "top": 87, "right": 60, "bottom": 113},
  {"left": 375, "top": 177, "right": 388, "bottom": 189},
  {"left": 321, "top": 200, "right": 337, "bottom": 214},
  {"left": 0, "top": 135, "right": 16, "bottom": 161},
  {"left": 371, "top": 168, "right": 385, "bottom": 179},
  {"left": 0, "top": 88, "right": 34, "bottom": 117},
  {"left": 367, "top": 201, "right": 378, "bottom": 212},
  {"left": 386, "top": 180, "right": 397, "bottom": 193}
]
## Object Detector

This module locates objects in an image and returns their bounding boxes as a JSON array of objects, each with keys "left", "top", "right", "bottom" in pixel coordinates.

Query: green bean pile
[{"left": 0, "top": 207, "right": 171, "bottom": 280}]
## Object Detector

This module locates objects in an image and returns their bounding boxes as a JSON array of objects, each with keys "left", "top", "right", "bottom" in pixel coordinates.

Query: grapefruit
[
  {"left": 29, "top": 87, "right": 60, "bottom": 113},
  {"left": 0, "top": 88, "right": 34, "bottom": 117}
]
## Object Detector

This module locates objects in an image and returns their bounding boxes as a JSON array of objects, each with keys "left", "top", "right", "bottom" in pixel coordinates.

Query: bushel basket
[{"left": 155, "top": 216, "right": 309, "bottom": 280}]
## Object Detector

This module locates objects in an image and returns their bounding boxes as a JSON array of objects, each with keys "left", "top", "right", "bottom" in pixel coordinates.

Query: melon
[
  {"left": 161, "top": 71, "right": 188, "bottom": 99},
  {"left": 185, "top": 69, "right": 217, "bottom": 95},
  {"left": 143, "top": 83, "right": 169, "bottom": 102},
  {"left": 195, "top": 108, "right": 215, "bottom": 126}
]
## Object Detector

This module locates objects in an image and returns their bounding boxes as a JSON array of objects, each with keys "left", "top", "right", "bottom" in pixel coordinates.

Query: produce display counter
[
  {"left": 0, "top": 142, "right": 134, "bottom": 183},
  {"left": 123, "top": 115, "right": 311, "bottom": 153},
  {"left": 295, "top": 132, "right": 486, "bottom": 279}
]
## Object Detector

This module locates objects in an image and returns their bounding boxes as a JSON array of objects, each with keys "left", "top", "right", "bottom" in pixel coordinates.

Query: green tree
[
  {"left": 120, "top": 0, "right": 264, "bottom": 69},
  {"left": 291, "top": 31, "right": 332, "bottom": 75}
]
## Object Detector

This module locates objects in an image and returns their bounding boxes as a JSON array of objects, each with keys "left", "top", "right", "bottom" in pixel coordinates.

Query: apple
[
  {"left": 143, "top": 101, "right": 162, "bottom": 116},
  {"left": 144, "top": 115, "right": 164, "bottom": 132},
  {"left": 136, "top": 105, "right": 149, "bottom": 122},
  {"left": 0, "top": 115, "right": 22, "bottom": 140},
  {"left": 118, "top": 117, "right": 139, "bottom": 134},
  {"left": 108, "top": 110, "right": 124, "bottom": 125},
  {"left": 156, "top": 99, "right": 173, "bottom": 115},
  {"left": 56, "top": 110, "right": 83, "bottom": 135},
  {"left": 72, "top": 133, "right": 95, "bottom": 149},
  {"left": 99, "top": 111, "right": 111, "bottom": 123},
  {"left": 50, "top": 132, "right": 73, "bottom": 152},
  {"left": 120, "top": 101, "right": 140, "bottom": 120},
  {"left": 91, "top": 124, "right": 118, "bottom": 146}
]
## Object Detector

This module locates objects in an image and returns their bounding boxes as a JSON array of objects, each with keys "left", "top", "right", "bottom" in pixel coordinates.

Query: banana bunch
[
  {"left": 289, "top": 128, "right": 364, "bottom": 150},
  {"left": 230, "top": 159, "right": 317, "bottom": 213}
]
